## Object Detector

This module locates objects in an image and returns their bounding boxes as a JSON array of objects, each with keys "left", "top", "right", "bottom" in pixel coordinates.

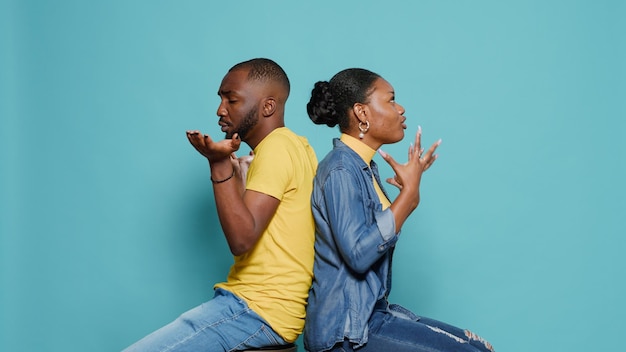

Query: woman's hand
[
  {"left": 378, "top": 126, "right": 440, "bottom": 191},
  {"left": 377, "top": 126, "right": 440, "bottom": 232}
]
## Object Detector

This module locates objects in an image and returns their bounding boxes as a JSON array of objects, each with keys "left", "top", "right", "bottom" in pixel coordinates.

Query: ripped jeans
[{"left": 329, "top": 302, "right": 494, "bottom": 352}]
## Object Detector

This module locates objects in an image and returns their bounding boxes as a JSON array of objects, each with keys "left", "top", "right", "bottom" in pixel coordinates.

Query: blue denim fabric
[
  {"left": 304, "top": 139, "right": 399, "bottom": 352},
  {"left": 304, "top": 139, "right": 494, "bottom": 352},
  {"left": 123, "top": 288, "right": 287, "bottom": 352},
  {"left": 327, "top": 302, "right": 494, "bottom": 352}
]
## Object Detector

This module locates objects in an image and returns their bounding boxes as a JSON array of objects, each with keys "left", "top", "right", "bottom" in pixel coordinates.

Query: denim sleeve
[{"left": 323, "top": 168, "right": 398, "bottom": 274}]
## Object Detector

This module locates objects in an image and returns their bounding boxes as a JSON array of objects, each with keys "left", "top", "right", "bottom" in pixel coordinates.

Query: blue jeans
[
  {"left": 327, "top": 304, "right": 494, "bottom": 352},
  {"left": 123, "top": 288, "right": 288, "bottom": 352}
]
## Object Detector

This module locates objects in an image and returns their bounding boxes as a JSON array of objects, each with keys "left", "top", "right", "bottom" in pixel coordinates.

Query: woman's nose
[{"left": 397, "top": 103, "right": 405, "bottom": 115}]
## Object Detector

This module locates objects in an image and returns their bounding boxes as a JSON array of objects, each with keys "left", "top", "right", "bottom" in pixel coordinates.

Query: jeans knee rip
[
  {"left": 464, "top": 329, "right": 495, "bottom": 352},
  {"left": 425, "top": 325, "right": 467, "bottom": 344}
]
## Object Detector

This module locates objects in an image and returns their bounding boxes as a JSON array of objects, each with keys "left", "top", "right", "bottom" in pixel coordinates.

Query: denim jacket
[{"left": 304, "top": 138, "right": 400, "bottom": 352}]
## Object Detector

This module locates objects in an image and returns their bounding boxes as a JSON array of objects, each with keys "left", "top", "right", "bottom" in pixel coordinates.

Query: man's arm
[{"left": 187, "top": 131, "right": 279, "bottom": 256}]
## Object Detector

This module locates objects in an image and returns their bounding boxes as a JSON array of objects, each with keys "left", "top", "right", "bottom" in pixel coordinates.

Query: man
[{"left": 124, "top": 58, "right": 318, "bottom": 351}]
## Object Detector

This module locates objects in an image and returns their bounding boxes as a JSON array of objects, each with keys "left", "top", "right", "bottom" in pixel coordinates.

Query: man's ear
[
  {"left": 262, "top": 98, "right": 276, "bottom": 117},
  {"left": 352, "top": 103, "right": 368, "bottom": 123}
]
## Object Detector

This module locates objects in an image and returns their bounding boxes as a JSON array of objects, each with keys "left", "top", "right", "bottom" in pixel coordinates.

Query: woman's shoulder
[{"left": 317, "top": 145, "right": 364, "bottom": 176}]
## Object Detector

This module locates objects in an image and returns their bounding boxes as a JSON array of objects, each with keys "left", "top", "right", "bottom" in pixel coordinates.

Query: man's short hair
[{"left": 230, "top": 58, "right": 290, "bottom": 95}]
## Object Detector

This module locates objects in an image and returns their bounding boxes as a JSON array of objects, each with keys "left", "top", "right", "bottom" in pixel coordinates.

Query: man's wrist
[
  {"left": 209, "top": 159, "right": 235, "bottom": 184},
  {"left": 211, "top": 168, "right": 235, "bottom": 184}
]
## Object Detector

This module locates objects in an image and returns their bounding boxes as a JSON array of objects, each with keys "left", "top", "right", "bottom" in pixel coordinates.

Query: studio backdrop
[{"left": 1, "top": 1, "right": 625, "bottom": 351}]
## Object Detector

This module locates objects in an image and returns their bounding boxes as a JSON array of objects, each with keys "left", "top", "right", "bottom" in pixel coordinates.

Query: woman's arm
[{"left": 322, "top": 169, "right": 398, "bottom": 274}]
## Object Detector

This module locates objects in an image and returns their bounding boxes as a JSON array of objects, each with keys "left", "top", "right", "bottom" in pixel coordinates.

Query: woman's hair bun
[{"left": 307, "top": 81, "right": 339, "bottom": 127}]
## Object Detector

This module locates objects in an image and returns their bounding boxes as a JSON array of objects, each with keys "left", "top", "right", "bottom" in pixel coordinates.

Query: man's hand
[
  {"left": 186, "top": 130, "right": 242, "bottom": 163},
  {"left": 234, "top": 151, "right": 254, "bottom": 182},
  {"left": 227, "top": 151, "right": 254, "bottom": 195}
]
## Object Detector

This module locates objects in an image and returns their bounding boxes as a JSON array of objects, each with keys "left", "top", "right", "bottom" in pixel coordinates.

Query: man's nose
[{"left": 216, "top": 103, "right": 227, "bottom": 117}]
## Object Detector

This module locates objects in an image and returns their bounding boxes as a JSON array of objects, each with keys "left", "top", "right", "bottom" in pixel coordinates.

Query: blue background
[{"left": 1, "top": 1, "right": 625, "bottom": 351}]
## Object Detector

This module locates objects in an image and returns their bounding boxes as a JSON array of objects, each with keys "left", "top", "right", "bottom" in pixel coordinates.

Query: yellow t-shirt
[
  {"left": 214, "top": 127, "right": 318, "bottom": 342},
  {"left": 340, "top": 134, "right": 391, "bottom": 210}
]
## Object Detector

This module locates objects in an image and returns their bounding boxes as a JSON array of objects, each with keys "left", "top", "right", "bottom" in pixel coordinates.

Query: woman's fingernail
[{"left": 378, "top": 149, "right": 387, "bottom": 157}]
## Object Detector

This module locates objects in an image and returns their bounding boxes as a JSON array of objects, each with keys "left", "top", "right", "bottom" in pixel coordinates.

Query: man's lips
[{"left": 218, "top": 120, "right": 230, "bottom": 132}]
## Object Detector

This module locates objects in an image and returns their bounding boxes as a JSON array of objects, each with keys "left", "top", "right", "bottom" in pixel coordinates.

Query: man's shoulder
[
  {"left": 266, "top": 127, "right": 302, "bottom": 141},
  {"left": 261, "top": 127, "right": 311, "bottom": 151}
]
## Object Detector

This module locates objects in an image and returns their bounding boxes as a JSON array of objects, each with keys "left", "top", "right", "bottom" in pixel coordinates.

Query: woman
[{"left": 304, "top": 68, "right": 494, "bottom": 352}]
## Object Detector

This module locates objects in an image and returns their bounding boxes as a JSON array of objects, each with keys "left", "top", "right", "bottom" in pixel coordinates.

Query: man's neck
[{"left": 245, "top": 121, "right": 285, "bottom": 150}]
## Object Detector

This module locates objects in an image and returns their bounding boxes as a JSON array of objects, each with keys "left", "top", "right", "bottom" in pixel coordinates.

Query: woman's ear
[
  {"left": 352, "top": 103, "right": 368, "bottom": 123},
  {"left": 262, "top": 98, "right": 276, "bottom": 117}
]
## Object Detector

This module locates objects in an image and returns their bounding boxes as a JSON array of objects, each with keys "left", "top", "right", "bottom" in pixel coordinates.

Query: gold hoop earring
[{"left": 358, "top": 121, "right": 370, "bottom": 139}]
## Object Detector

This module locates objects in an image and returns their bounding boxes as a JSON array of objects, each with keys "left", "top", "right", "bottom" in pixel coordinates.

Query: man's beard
[{"left": 226, "top": 106, "right": 258, "bottom": 140}]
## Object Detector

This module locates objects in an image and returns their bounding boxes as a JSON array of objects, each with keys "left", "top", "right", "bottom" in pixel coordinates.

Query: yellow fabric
[
  {"left": 214, "top": 127, "right": 318, "bottom": 342},
  {"left": 340, "top": 134, "right": 391, "bottom": 210}
]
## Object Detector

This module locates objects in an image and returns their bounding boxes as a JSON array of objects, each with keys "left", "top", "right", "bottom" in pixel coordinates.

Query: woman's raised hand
[{"left": 378, "top": 126, "right": 440, "bottom": 191}]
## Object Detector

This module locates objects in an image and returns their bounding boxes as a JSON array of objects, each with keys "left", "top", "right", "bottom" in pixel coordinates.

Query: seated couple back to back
[{"left": 123, "top": 59, "right": 494, "bottom": 352}]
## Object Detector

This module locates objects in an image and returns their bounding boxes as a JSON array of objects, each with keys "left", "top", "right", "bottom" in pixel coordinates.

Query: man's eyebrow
[{"left": 218, "top": 89, "right": 233, "bottom": 96}]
